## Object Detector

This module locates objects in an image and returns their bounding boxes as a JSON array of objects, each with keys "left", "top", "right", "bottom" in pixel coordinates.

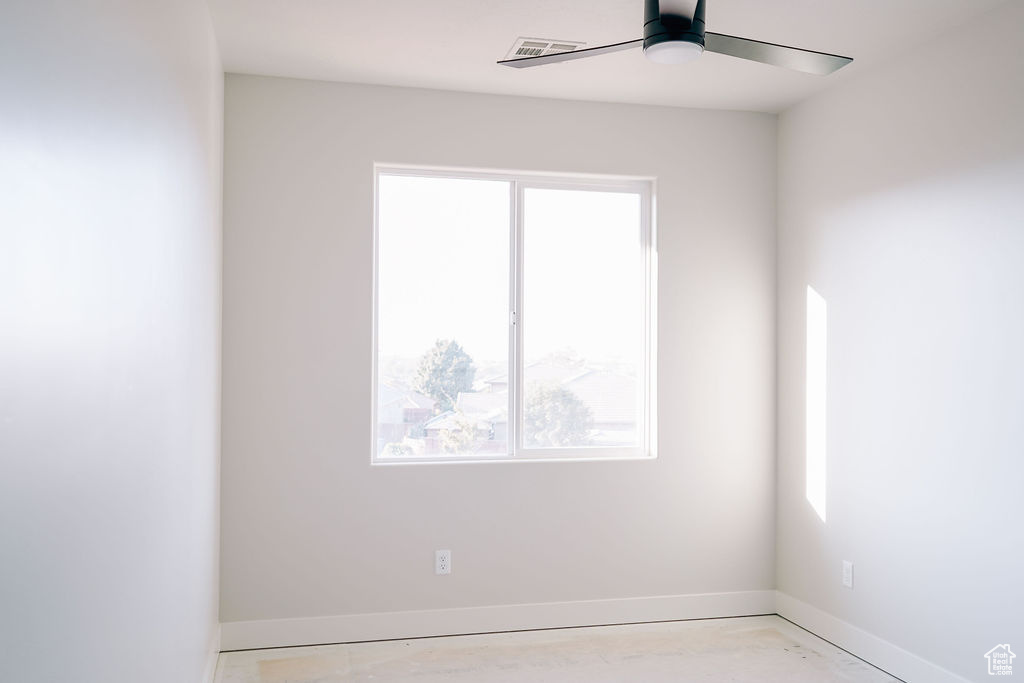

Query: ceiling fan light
[{"left": 643, "top": 39, "right": 704, "bottom": 65}]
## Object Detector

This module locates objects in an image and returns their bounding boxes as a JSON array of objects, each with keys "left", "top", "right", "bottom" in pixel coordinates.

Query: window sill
[{"left": 371, "top": 449, "right": 657, "bottom": 466}]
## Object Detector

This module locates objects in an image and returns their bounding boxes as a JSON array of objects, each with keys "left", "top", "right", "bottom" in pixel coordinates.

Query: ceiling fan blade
[
  {"left": 498, "top": 39, "right": 643, "bottom": 68},
  {"left": 704, "top": 32, "right": 852, "bottom": 75}
]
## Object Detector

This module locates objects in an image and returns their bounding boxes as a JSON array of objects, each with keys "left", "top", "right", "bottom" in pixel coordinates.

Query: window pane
[
  {"left": 376, "top": 175, "right": 510, "bottom": 458},
  {"left": 521, "top": 188, "right": 644, "bottom": 450}
]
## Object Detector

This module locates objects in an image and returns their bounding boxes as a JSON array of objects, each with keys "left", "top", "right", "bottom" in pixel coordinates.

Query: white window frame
[{"left": 372, "top": 164, "right": 657, "bottom": 465}]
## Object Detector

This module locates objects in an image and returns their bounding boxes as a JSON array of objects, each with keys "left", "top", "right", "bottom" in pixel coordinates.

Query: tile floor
[{"left": 215, "top": 615, "right": 899, "bottom": 682}]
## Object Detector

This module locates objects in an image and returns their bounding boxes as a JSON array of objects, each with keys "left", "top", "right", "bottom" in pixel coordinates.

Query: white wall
[
  {"left": 0, "top": 2, "right": 223, "bottom": 682},
  {"left": 221, "top": 76, "right": 777, "bottom": 638},
  {"left": 777, "top": 2, "right": 1024, "bottom": 680}
]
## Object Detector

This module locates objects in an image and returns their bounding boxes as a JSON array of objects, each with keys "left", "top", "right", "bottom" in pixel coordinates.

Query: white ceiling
[{"left": 210, "top": 0, "right": 1004, "bottom": 113}]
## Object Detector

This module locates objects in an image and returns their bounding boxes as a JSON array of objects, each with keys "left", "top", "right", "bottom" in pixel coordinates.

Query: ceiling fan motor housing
[{"left": 644, "top": 0, "right": 706, "bottom": 50}]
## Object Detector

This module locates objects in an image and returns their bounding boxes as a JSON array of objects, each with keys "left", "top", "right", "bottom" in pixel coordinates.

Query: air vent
[{"left": 504, "top": 37, "right": 586, "bottom": 61}]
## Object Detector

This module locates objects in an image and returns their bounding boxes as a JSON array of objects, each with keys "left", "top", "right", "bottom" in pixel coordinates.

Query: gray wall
[
  {"left": 0, "top": 1, "right": 223, "bottom": 682},
  {"left": 221, "top": 76, "right": 777, "bottom": 625},
  {"left": 776, "top": 2, "right": 1024, "bottom": 679}
]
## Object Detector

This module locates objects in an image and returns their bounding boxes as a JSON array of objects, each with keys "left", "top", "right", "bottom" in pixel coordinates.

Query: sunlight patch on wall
[{"left": 806, "top": 285, "right": 827, "bottom": 522}]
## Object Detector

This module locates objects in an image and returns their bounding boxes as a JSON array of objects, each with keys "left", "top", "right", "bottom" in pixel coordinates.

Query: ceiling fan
[{"left": 498, "top": 0, "right": 852, "bottom": 75}]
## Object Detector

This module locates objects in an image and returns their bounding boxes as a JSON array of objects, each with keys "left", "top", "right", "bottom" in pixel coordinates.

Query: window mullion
[
  {"left": 510, "top": 180, "right": 525, "bottom": 457},
  {"left": 642, "top": 184, "right": 655, "bottom": 457}
]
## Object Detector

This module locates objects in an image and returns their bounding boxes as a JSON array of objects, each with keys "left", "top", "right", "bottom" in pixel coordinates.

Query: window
[{"left": 373, "top": 166, "right": 655, "bottom": 463}]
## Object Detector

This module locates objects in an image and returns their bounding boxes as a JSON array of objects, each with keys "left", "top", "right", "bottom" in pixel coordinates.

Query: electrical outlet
[
  {"left": 435, "top": 549, "right": 451, "bottom": 575},
  {"left": 842, "top": 560, "right": 854, "bottom": 588}
]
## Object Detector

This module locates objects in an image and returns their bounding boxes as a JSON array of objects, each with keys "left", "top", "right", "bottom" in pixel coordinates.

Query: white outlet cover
[
  {"left": 435, "top": 549, "right": 451, "bottom": 575},
  {"left": 842, "top": 560, "right": 854, "bottom": 588}
]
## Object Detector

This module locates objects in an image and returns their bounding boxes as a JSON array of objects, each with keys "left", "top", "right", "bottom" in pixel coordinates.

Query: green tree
[
  {"left": 414, "top": 339, "right": 476, "bottom": 413},
  {"left": 440, "top": 414, "right": 479, "bottom": 454},
  {"left": 524, "top": 384, "right": 593, "bottom": 448}
]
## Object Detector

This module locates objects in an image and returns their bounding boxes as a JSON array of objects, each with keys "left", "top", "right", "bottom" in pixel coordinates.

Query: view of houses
[{"left": 377, "top": 344, "right": 639, "bottom": 457}]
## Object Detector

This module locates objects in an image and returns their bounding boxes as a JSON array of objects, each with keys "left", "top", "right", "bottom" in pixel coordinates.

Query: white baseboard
[
  {"left": 202, "top": 624, "right": 222, "bottom": 683},
  {"left": 775, "top": 591, "right": 969, "bottom": 683},
  {"left": 220, "top": 590, "right": 775, "bottom": 651},
  {"left": 220, "top": 590, "right": 968, "bottom": 682}
]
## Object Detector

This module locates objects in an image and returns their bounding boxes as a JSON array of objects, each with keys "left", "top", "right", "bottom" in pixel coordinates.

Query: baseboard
[
  {"left": 220, "top": 590, "right": 971, "bottom": 681},
  {"left": 775, "top": 591, "right": 969, "bottom": 683},
  {"left": 220, "top": 590, "right": 775, "bottom": 651},
  {"left": 202, "top": 624, "right": 222, "bottom": 683}
]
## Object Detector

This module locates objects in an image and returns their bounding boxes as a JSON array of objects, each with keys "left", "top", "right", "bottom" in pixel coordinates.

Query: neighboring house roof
[
  {"left": 404, "top": 390, "right": 434, "bottom": 410},
  {"left": 564, "top": 370, "right": 637, "bottom": 425},
  {"left": 423, "top": 411, "right": 454, "bottom": 430},
  {"left": 378, "top": 382, "right": 407, "bottom": 407},
  {"left": 480, "top": 375, "right": 508, "bottom": 388},
  {"left": 456, "top": 391, "right": 508, "bottom": 423},
  {"left": 487, "top": 359, "right": 587, "bottom": 389},
  {"left": 379, "top": 383, "right": 433, "bottom": 409}
]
